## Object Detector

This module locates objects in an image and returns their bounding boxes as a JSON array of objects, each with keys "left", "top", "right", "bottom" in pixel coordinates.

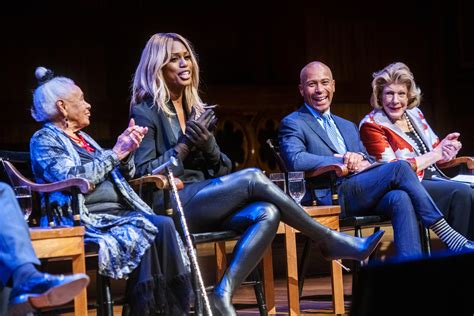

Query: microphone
[{"left": 152, "top": 156, "right": 178, "bottom": 175}]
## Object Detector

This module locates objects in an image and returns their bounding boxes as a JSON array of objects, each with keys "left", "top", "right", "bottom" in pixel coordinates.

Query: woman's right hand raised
[{"left": 113, "top": 119, "right": 148, "bottom": 160}]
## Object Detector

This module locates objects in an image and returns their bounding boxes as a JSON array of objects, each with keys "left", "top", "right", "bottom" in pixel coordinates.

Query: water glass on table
[
  {"left": 287, "top": 171, "right": 306, "bottom": 205},
  {"left": 14, "top": 185, "right": 32, "bottom": 222},
  {"left": 269, "top": 172, "right": 287, "bottom": 194}
]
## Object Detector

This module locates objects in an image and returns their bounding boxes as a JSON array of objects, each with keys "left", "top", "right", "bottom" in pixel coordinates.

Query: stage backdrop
[{"left": 0, "top": 1, "right": 472, "bottom": 173}]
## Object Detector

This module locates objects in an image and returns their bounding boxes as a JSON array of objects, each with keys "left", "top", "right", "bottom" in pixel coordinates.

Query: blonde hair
[
  {"left": 32, "top": 66, "right": 75, "bottom": 122},
  {"left": 130, "top": 33, "right": 204, "bottom": 115},
  {"left": 370, "top": 62, "right": 421, "bottom": 110}
]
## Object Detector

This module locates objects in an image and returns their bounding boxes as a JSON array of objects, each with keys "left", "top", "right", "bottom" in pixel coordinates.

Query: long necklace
[{"left": 404, "top": 113, "right": 436, "bottom": 171}]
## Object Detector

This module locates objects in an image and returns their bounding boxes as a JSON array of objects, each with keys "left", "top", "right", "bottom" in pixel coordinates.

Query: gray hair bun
[{"left": 35, "top": 66, "right": 55, "bottom": 85}]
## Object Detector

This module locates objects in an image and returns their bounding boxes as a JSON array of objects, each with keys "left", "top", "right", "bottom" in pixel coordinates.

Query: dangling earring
[{"left": 64, "top": 116, "right": 69, "bottom": 129}]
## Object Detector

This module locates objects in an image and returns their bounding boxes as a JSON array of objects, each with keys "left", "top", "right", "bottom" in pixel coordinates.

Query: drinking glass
[
  {"left": 287, "top": 172, "right": 306, "bottom": 205},
  {"left": 14, "top": 185, "right": 32, "bottom": 222},
  {"left": 269, "top": 172, "right": 287, "bottom": 194}
]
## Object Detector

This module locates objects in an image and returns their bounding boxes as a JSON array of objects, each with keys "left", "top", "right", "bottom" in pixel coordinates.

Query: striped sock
[{"left": 430, "top": 218, "right": 467, "bottom": 251}]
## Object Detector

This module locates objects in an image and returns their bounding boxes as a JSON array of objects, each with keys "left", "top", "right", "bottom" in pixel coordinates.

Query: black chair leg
[
  {"left": 121, "top": 303, "right": 130, "bottom": 316},
  {"left": 97, "top": 273, "right": 114, "bottom": 316},
  {"left": 250, "top": 268, "right": 268, "bottom": 316},
  {"left": 298, "top": 237, "right": 313, "bottom": 297},
  {"left": 192, "top": 265, "right": 204, "bottom": 316},
  {"left": 351, "top": 226, "right": 363, "bottom": 297},
  {"left": 368, "top": 227, "right": 381, "bottom": 262},
  {"left": 96, "top": 273, "right": 104, "bottom": 316},
  {"left": 420, "top": 224, "right": 432, "bottom": 256}
]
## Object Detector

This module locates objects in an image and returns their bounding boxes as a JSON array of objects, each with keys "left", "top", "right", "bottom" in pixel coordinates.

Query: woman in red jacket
[{"left": 360, "top": 62, "right": 473, "bottom": 239}]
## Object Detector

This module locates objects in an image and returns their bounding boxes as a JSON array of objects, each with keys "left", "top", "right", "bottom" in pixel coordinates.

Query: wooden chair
[{"left": 0, "top": 153, "right": 148, "bottom": 315}]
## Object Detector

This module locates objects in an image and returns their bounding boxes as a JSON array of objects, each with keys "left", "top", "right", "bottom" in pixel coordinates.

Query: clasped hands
[
  {"left": 435, "top": 132, "right": 462, "bottom": 163},
  {"left": 113, "top": 118, "right": 148, "bottom": 160},
  {"left": 334, "top": 152, "right": 371, "bottom": 173},
  {"left": 180, "top": 107, "right": 218, "bottom": 153}
]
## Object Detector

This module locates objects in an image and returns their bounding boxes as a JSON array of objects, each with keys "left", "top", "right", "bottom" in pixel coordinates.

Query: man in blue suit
[
  {"left": 279, "top": 61, "right": 473, "bottom": 258},
  {"left": 0, "top": 182, "right": 89, "bottom": 315}
]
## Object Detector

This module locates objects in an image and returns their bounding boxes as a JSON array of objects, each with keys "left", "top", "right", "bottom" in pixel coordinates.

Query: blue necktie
[{"left": 322, "top": 113, "right": 345, "bottom": 154}]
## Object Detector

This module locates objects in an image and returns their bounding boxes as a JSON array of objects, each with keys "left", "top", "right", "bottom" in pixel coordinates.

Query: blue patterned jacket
[{"left": 30, "top": 123, "right": 159, "bottom": 279}]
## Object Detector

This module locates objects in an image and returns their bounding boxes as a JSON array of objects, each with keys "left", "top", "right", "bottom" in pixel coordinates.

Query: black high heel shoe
[{"left": 320, "top": 230, "right": 385, "bottom": 261}]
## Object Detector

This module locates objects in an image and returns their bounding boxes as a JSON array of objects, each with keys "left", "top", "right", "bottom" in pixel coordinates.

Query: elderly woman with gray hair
[
  {"left": 29, "top": 67, "right": 192, "bottom": 315},
  {"left": 360, "top": 62, "right": 474, "bottom": 240}
]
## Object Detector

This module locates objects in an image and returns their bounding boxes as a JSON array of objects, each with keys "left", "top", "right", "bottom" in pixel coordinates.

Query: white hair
[{"left": 31, "top": 66, "right": 75, "bottom": 122}]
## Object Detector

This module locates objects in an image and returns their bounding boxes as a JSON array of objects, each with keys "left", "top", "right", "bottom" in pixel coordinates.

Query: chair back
[
  {"left": 0, "top": 153, "right": 42, "bottom": 225},
  {"left": 1, "top": 158, "right": 37, "bottom": 188},
  {"left": 0, "top": 150, "right": 32, "bottom": 184}
]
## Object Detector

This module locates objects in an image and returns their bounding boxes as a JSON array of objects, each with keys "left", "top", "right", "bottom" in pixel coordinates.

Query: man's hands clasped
[{"left": 335, "top": 152, "right": 371, "bottom": 173}]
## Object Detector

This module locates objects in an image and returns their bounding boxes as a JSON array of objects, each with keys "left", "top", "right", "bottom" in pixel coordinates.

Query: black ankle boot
[
  {"left": 209, "top": 291, "right": 236, "bottom": 316},
  {"left": 319, "top": 230, "right": 384, "bottom": 261}
]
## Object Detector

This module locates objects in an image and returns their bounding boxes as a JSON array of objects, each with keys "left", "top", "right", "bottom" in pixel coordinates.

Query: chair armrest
[
  {"left": 305, "top": 163, "right": 349, "bottom": 179},
  {"left": 1, "top": 158, "right": 93, "bottom": 194},
  {"left": 27, "top": 178, "right": 94, "bottom": 194},
  {"left": 438, "top": 156, "right": 474, "bottom": 170},
  {"left": 129, "top": 175, "right": 184, "bottom": 190}
]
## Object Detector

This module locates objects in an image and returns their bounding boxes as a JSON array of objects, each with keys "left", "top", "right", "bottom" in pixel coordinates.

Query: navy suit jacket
[{"left": 279, "top": 105, "right": 372, "bottom": 205}]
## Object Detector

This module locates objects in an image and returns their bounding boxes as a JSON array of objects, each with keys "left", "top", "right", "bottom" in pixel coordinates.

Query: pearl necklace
[{"left": 404, "top": 113, "right": 436, "bottom": 171}]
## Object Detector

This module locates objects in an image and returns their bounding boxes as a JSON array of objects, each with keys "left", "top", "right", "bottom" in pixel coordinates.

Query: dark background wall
[{"left": 1, "top": 1, "right": 472, "bottom": 172}]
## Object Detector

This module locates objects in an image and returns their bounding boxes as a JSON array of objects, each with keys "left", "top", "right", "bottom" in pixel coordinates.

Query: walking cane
[{"left": 154, "top": 157, "right": 213, "bottom": 316}]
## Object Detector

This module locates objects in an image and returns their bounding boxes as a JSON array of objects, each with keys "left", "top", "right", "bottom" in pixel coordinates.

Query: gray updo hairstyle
[{"left": 31, "top": 66, "right": 75, "bottom": 122}]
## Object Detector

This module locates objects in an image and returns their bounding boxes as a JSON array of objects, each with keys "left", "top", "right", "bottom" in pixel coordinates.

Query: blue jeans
[
  {"left": 0, "top": 183, "right": 40, "bottom": 286},
  {"left": 338, "top": 161, "right": 443, "bottom": 258}
]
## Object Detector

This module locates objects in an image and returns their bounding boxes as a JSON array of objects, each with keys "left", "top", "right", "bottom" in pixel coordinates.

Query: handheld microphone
[{"left": 152, "top": 156, "right": 178, "bottom": 175}]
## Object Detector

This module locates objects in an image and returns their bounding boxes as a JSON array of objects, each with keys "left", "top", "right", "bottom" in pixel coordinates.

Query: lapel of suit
[
  {"left": 298, "top": 106, "right": 339, "bottom": 153},
  {"left": 156, "top": 102, "right": 180, "bottom": 146}
]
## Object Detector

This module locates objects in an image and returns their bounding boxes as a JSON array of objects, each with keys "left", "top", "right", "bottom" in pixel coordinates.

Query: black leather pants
[
  {"left": 184, "top": 169, "right": 281, "bottom": 299},
  {"left": 183, "top": 168, "right": 378, "bottom": 299}
]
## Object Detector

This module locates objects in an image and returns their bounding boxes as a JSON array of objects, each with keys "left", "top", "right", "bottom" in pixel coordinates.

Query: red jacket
[{"left": 359, "top": 108, "right": 440, "bottom": 180}]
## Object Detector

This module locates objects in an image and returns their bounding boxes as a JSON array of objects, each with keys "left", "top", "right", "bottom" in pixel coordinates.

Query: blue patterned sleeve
[
  {"left": 30, "top": 128, "right": 120, "bottom": 185},
  {"left": 117, "top": 152, "right": 136, "bottom": 180}
]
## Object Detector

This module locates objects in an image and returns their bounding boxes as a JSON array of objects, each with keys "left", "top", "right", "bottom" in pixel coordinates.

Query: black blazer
[{"left": 131, "top": 99, "right": 232, "bottom": 211}]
